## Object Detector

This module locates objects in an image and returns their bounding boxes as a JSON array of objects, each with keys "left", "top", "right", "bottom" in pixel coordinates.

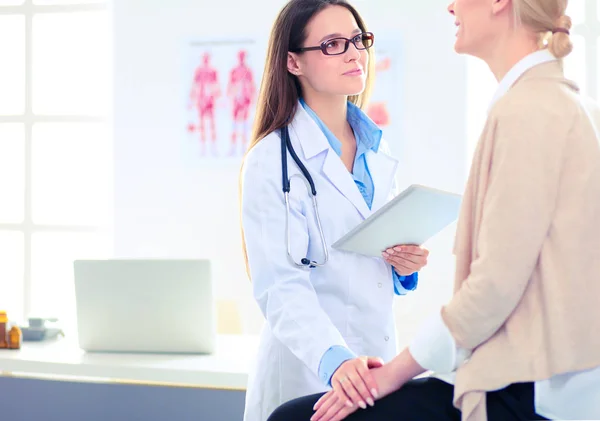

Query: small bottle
[
  {"left": 8, "top": 326, "right": 22, "bottom": 350},
  {"left": 0, "top": 311, "right": 7, "bottom": 349}
]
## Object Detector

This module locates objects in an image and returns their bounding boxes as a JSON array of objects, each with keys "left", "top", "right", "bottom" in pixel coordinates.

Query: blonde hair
[{"left": 513, "top": 0, "right": 573, "bottom": 59}]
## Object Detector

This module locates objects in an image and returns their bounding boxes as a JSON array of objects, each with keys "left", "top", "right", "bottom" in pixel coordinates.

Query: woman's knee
[{"left": 267, "top": 393, "right": 324, "bottom": 421}]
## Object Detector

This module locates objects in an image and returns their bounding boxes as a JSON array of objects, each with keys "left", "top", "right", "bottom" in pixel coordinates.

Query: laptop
[{"left": 73, "top": 259, "right": 216, "bottom": 354}]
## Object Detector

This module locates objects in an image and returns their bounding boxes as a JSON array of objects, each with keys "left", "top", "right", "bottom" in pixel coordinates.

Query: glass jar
[
  {"left": 0, "top": 311, "right": 8, "bottom": 349},
  {"left": 8, "top": 325, "right": 22, "bottom": 350}
]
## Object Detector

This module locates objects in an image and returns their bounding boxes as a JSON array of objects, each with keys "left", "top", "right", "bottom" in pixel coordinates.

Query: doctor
[{"left": 239, "top": 1, "right": 429, "bottom": 420}]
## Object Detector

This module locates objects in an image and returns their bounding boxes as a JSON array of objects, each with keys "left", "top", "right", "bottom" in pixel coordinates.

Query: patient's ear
[{"left": 491, "top": 0, "right": 511, "bottom": 15}]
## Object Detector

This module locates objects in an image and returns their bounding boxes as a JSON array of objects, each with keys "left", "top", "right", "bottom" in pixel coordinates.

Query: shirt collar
[
  {"left": 299, "top": 99, "right": 382, "bottom": 156},
  {"left": 347, "top": 101, "right": 382, "bottom": 153},
  {"left": 488, "top": 49, "right": 557, "bottom": 112}
]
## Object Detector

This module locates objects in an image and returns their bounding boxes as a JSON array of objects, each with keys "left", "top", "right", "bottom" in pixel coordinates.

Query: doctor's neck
[
  {"left": 483, "top": 28, "right": 540, "bottom": 82},
  {"left": 302, "top": 92, "right": 351, "bottom": 139}
]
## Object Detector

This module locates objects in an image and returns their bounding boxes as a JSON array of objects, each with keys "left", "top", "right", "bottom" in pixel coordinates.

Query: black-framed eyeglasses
[{"left": 291, "top": 32, "right": 374, "bottom": 56}]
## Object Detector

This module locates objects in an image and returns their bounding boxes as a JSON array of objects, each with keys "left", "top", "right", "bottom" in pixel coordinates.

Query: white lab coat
[{"left": 241, "top": 103, "right": 401, "bottom": 421}]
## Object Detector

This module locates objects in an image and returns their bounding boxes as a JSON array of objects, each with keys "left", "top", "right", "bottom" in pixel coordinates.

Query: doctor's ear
[
  {"left": 287, "top": 52, "right": 303, "bottom": 77},
  {"left": 491, "top": 0, "right": 511, "bottom": 15}
]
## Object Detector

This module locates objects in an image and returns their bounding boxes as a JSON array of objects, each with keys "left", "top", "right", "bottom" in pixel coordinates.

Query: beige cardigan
[{"left": 441, "top": 60, "right": 600, "bottom": 421}]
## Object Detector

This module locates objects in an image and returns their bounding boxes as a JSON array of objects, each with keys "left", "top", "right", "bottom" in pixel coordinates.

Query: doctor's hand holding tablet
[
  {"left": 382, "top": 245, "right": 429, "bottom": 276},
  {"left": 331, "top": 183, "right": 461, "bottom": 265}
]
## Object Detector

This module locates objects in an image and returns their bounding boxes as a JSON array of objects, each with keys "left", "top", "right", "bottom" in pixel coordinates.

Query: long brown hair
[{"left": 240, "top": 0, "right": 375, "bottom": 279}]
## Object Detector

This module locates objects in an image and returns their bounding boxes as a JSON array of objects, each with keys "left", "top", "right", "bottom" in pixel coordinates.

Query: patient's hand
[
  {"left": 311, "top": 364, "right": 403, "bottom": 421},
  {"left": 312, "top": 349, "right": 424, "bottom": 421},
  {"left": 382, "top": 245, "right": 429, "bottom": 276}
]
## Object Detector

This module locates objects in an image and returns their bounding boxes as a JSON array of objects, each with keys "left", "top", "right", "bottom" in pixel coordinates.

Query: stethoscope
[{"left": 280, "top": 125, "right": 329, "bottom": 269}]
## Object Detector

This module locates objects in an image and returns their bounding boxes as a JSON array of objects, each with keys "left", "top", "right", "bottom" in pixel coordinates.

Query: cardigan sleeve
[{"left": 441, "top": 105, "right": 569, "bottom": 350}]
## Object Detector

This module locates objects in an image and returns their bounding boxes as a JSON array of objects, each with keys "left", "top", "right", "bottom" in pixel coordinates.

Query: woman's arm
[
  {"left": 311, "top": 349, "right": 426, "bottom": 421},
  {"left": 442, "top": 104, "right": 568, "bottom": 350},
  {"left": 371, "top": 349, "right": 427, "bottom": 398}
]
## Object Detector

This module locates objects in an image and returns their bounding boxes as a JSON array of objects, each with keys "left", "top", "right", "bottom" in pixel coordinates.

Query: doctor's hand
[
  {"left": 329, "top": 356, "right": 383, "bottom": 412},
  {"left": 313, "top": 349, "right": 426, "bottom": 421},
  {"left": 382, "top": 245, "right": 429, "bottom": 276},
  {"left": 311, "top": 362, "right": 406, "bottom": 421}
]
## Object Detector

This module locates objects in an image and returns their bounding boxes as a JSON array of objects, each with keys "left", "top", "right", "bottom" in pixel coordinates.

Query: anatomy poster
[{"left": 184, "top": 38, "right": 263, "bottom": 161}]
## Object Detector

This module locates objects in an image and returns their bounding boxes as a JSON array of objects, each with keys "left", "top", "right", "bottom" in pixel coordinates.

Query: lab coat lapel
[
  {"left": 290, "top": 105, "right": 372, "bottom": 220},
  {"left": 367, "top": 149, "right": 399, "bottom": 211},
  {"left": 321, "top": 149, "right": 372, "bottom": 219}
]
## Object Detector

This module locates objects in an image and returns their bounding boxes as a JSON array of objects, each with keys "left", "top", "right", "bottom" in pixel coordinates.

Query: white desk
[{"left": 0, "top": 334, "right": 259, "bottom": 390}]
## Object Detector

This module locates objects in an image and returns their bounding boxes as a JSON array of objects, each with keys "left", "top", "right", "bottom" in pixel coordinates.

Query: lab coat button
[
  {"left": 377, "top": 283, "right": 383, "bottom": 288},
  {"left": 384, "top": 336, "right": 389, "bottom": 341}
]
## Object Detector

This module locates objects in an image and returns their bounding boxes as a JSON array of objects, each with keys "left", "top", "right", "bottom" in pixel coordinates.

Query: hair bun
[
  {"left": 555, "top": 14, "right": 573, "bottom": 32},
  {"left": 548, "top": 14, "right": 573, "bottom": 59}
]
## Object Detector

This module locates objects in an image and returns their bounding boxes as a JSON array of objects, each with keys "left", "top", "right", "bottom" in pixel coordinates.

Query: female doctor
[
  {"left": 239, "top": 1, "right": 429, "bottom": 420},
  {"left": 268, "top": 0, "right": 600, "bottom": 420}
]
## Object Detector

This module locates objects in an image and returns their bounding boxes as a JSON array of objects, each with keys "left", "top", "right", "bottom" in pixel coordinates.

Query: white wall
[{"left": 113, "top": 0, "right": 468, "bottom": 345}]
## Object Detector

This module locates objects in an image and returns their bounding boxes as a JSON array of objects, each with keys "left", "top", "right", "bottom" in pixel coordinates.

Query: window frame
[{"left": 0, "top": 0, "right": 111, "bottom": 321}]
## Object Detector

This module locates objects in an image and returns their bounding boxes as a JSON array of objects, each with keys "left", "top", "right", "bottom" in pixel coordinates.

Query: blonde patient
[{"left": 267, "top": 0, "right": 600, "bottom": 420}]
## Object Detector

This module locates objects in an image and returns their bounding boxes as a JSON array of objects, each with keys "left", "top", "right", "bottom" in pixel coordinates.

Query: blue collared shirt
[{"left": 300, "top": 99, "right": 419, "bottom": 386}]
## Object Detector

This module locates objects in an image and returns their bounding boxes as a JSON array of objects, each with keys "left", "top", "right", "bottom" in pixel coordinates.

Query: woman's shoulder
[
  {"left": 492, "top": 77, "right": 580, "bottom": 123},
  {"left": 241, "top": 130, "right": 282, "bottom": 181},
  {"left": 483, "top": 78, "right": 587, "bottom": 153}
]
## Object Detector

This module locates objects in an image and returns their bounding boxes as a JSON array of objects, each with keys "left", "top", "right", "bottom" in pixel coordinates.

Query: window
[
  {"left": 0, "top": 0, "right": 112, "bottom": 330},
  {"left": 466, "top": 0, "right": 600, "bottom": 166}
]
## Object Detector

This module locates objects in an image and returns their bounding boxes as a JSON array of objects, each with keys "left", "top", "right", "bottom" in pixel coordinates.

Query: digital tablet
[{"left": 331, "top": 184, "right": 462, "bottom": 257}]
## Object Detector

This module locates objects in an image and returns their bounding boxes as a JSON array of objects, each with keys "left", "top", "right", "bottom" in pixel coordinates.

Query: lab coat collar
[
  {"left": 288, "top": 101, "right": 373, "bottom": 219},
  {"left": 488, "top": 49, "right": 557, "bottom": 113},
  {"left": 290, "top": 103, "right": 330, "bottom": 160}
]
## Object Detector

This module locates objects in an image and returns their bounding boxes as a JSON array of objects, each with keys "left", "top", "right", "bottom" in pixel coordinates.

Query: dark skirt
[{"left": 267, "top": 377, "right": 550, "bottom": 421}]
